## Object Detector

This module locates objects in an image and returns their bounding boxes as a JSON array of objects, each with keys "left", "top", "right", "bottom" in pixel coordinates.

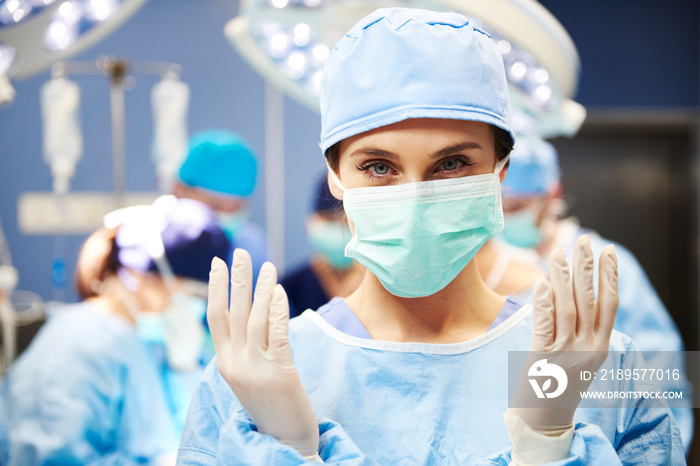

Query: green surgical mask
[
  {"left": 216, "top": 210, "right": 248, "bottom": 242},
  {"left": 328, "top": 156, "right": 508, "bottom": 298},
  {"left": 307, "top": 218, "right": 354, "bottom": 270},
  {"left": 132, "top": 292, "right": 207, "bottom": 372},
  {"left": 497, "top": 207, "right": 543, "bottom": 249}
]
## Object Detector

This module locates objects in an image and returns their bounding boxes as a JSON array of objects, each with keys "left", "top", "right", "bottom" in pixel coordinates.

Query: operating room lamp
[
  {"left": 223, "top": 0, "right": 586, "bottom": 269},
  {"left": 225, "top": 0, "right": 586, "bottom": 138},
  {"left": 0, "top": 0, "right": 148, "bottom": 106}
]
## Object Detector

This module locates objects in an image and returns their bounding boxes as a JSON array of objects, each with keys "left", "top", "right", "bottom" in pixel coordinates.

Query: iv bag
[
  {"left": 41, "top": 78, "right": 82, "bottom": 194},
  {"left": 151, "top": 78, "right": 189, "bottom": 191}
]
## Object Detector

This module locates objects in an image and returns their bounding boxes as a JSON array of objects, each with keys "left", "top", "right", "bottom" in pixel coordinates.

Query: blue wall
[
  {"left": 539, "top": 0, "right": 698, "bottom": 107},
  {"left": 0, "top": 0, "right": 697, "bottom": 303}
]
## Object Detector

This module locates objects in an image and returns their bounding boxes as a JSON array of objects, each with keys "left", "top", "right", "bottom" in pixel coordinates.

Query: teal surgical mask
[
  {"left": 497, "top": 207, "right": 543, "bottom": 249},
  {"left": 132, "top": 293, "right": 207, "bottom": 372},
  {"left": 160, "top": 292, "right": 207, "bottom": 371},
  {"left": 328, "top": 156, "right": 508, "bottom": 298},
  {"left": 120, "top": 269, "right": 207, "bottom": 372},
  {"left": 216, "top": 210, "right": 248, "bottom": 242},
  {"left": 307, "top": 218, "right": 354, "bottom": 270}
]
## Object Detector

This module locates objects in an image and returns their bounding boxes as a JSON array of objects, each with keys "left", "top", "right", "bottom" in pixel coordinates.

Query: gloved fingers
[
  {"left": 229, "top": 248, "right": 253, "bottom": 349},
  {"left": 595, "top": 245, "right": 619, "bottom": 346},
  {"left": 206, "top": 256, "right": 231, "bottom": 354},
  {"left": 572, "top": 235, "right": 596, "bottom": 337},
  {"left": 248, "top": 261, "right": 278, "bottom": 350},
  {"left": 548, "top": 248, "right": 576, "bottom": 345},
  {"left": 268, "top": 284, "right": 294, "bottom": 366},
  {"left": 530, "top": 277, "right": 555, "bottom": 351}
]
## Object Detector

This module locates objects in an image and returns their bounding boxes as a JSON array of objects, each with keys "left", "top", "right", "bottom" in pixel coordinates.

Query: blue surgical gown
[
  {"left": 233, "top": 221, "right": 270, "bottom": 288},
  {"left": 0, "top": 302, "right": 182, "bottom": 465},
  {"left": 281, "top": 263, "right": 331, "bottom": 318},
  {"left": 532, "top": 219, "right": 693, "bottom": 450},
  {"left": 177, "top": 303, "right": 686, "bottom": 465}
]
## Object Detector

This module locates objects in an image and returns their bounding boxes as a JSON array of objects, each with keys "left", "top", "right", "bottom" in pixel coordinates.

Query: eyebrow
[
  {"left": 430, "top": 142, "right": 483, "bottom": 159},
  {"left": 348, "top": 142, "right": 483, "bottom": 160},
  {"left": 348, "top": 147, "right": 397, "bottom": 159}
]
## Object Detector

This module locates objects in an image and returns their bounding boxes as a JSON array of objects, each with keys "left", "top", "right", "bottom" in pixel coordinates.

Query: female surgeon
[
  {"left": 177, "top": 7, "right": 685, "bottom": 465},
  {"left": 0, "top": 196, "right": 229, "bottom": 465}
]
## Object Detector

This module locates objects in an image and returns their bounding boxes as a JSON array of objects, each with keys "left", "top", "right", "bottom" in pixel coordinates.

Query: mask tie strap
[
  {"left": 493, "top": 153, "right": 511, "bottom": 231},
  {"left": 326, "top": 161, "right": 346, "bottom": 193},
  {"left": 495, "top": 153, "right": 511, "bottom": 175}
]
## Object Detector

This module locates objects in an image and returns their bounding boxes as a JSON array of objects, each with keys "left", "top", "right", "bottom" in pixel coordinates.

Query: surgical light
[
  {"left": 0, "top": 42, "right": 14, "bottom": 105},
  {"left": 83, "top": 0, "right": 118, "bottom": 21},
  {"left": 268, "top": 31, "right": 289, "bottom": 58},
  {"left": 311, "top": 43, "right": 327, "bottom": 62},
  {"left": 43, "top": 0, "right": 131, "bottom": 52},
  {"left": 497, "top": 40, "right": 511, "bottom": 55},
  {"left": 510, "top": 62, "right": 527, "bottom": 82},
  {"left": 226, "top": 0, "right": 587, "bottom": 139},
  {"left": 0, "top": 0, "right": 147, "bottom": 106},
  {"left": 293, "top": 22, "right": 310, "bottom": 45}
]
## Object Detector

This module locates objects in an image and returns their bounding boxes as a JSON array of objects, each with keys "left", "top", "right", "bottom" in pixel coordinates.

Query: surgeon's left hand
[
  {"left": 207, "top": 249, "right": 320, "bottom": 460},
  {"left": 512, "top": 235, "right": 619, "bottom": 434}
]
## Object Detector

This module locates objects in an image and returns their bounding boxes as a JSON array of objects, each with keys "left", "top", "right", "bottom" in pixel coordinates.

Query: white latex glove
[
  {"left": 208, "top": 249, "right": 320, "bottom": 460},
  {"left": 156, "top": 452, "right": 177, "bottom": 466},
  {"left": 512, "top": 235, "right": 619, "bottom": 435}
]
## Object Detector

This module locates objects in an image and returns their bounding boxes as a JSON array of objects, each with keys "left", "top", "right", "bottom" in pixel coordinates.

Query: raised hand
[
  {"left": 514, "top": 235, "right": 619, "bottom": 434},
  {"left": 207, "top": 249, "right": 319, "bottom": 459}
]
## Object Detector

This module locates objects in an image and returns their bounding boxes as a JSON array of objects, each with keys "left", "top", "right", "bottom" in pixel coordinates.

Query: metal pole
[
  {"left": 106, "top": 59, "right": 128, "bottom": 208},
  {"left": 265, "top": 83, "right": 285, "bottom": 270},
  {"left": 109, "top": 83, "right": 126, "bottom": 207}
]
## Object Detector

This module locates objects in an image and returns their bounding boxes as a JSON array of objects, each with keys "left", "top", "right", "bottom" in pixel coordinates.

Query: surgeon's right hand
[{"left": 207, "top": 249, "right": 320, "bottom": 460}]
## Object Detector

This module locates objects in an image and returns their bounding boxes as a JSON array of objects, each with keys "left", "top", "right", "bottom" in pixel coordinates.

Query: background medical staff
[
  {"left": 0, "top": 196, "right": 229, "bottom": 465},
  {"left": 281, "top": 175, "right": 362, "bottom": 317},
  {"left": 173, "top": 128, "right": 269, "bottom": 282}
]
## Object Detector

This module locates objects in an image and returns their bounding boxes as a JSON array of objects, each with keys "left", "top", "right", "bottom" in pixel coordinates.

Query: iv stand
[{"left": 50, "top": 57, "right": 182, "bottom": 208}]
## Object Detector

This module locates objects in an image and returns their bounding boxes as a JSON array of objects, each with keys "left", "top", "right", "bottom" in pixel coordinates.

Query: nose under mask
[{"left": 327, "top": 155, "right": 509, "bottom": 298}]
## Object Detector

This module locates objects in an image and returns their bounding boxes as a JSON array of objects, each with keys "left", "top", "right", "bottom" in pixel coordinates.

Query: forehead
[
  {"left": 338, "top": 118, "right": 494, "bottom": 153},
  {"left": 191, "top": 189, "right": 246, "bottom": 212},
  {"left": 502, "top": 195, "right": 548, "bottom": 211}
]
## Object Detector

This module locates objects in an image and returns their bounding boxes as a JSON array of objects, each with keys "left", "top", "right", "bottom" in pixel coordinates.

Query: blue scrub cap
[
  {"left": 319, "top": 7, "right": 514, "bottom": 154},
  {"left": 114, "top": 197, "right": 230, "bottom": 283},
  {"left": 179, "top": 129, "right": 258, "bottom": 197},
  {"left": 502, "top": 136, "right": 560, "bottom": 198}
]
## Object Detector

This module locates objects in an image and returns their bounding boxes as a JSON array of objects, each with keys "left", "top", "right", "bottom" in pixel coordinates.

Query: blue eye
[
  {"left": 356, "top": 160, "right": 395, "bottom": 180},
  {"left": 437, "top": 156, "right": 474, "bottom": 173},
  {"left": 372, "top": 163, "right": 389, "bottom": 175},
  {"left": 442, "top": 158, "right": 461, "bottom": 171}
]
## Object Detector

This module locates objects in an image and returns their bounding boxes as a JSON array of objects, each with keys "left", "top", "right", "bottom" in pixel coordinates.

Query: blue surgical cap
[
  {"left": 319, "top": 7, "right": 514, "bottom": 154},
  {"left": 179, "top": 129, "right": 257, "bottom": 197},
  {"left": 115, "top": 197, "right": 230, "bottom": 283},
  {"left": 502, "top": 136, "right": 561, "bottom": 198}
]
